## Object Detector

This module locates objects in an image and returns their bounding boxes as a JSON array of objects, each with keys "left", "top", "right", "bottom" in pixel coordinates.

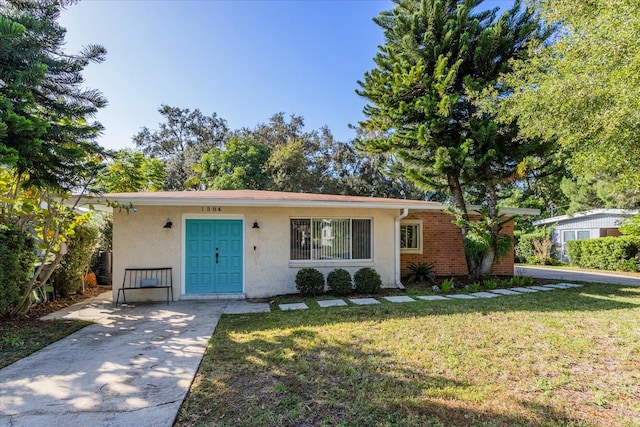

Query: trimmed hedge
[
  {"left": 52, "top": 222, "right": 100, "bottom": 297},
  {"left": 515, "top": 229, "right": 555, "bottom": 265},
  {"left": 354, "top": 267, "right": 382, "bottom": 294},
  {"left": 566, "top": 236, "right": 640, "bottom": 271},
  {"left": 327, "top": 269, "right": 352, "bottom": 296},
  {"left": 0, "top": 225, "right": 36, "bottom": 316},
  {"left": 295, "top": 268, "right": 325, "bottom": 296}
]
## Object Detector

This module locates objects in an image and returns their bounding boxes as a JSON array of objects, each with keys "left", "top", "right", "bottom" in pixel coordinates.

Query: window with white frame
[
  {"left": 400, "top": 221, "right": 422, "bottom": 253},
  {"left": 290, "top": 218, "right": 372, "bottom": 261},
  {"left": 563, "top": 230, "right": 591, "bottom": 242}
]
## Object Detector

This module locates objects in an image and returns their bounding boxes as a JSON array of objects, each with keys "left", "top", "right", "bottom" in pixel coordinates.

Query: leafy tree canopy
[
  {"left": 0, "top": 0, "right": 107, "bottom": 190},
  {"left": 197, "top": 136, "right": 272, "bottom": 190},
  {"left": 133, "top": 105, "right": 228, "bottom": 190},
  {"left": 357, "top": 0, "right": 550, "bottom": 278},
  {"left": 499, "top": 0, "right": 640, "bottom": 194},
  {"left": 95, "top": 149, "right": 165, "bottom": 193}
]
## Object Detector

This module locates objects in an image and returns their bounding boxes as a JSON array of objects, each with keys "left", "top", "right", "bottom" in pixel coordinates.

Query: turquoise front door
[{"left": 185, "top": 219, "right": 243, "bottom": 294}]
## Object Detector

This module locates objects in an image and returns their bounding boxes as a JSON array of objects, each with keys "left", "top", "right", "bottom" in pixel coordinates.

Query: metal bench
[{"left": 116, "top": 267, "right": 173, "bottom": 306}]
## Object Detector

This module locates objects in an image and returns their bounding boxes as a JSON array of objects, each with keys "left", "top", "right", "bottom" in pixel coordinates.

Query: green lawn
[
  {"left": 0, "top": 318, "right": 91, "bottom": 369},
  {"left": 176, "top": 283, "right": 640, "bottom": 427}
]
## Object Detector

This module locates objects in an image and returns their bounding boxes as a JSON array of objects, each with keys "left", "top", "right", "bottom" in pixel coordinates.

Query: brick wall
[{"left": 400, "top": 211, "right": 514, "bottom": 278}]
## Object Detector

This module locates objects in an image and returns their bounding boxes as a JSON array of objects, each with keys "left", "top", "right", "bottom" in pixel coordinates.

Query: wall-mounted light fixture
[
  {"left": 163, "top": 219, "right": 173, "bottom": 229},
  {"left": 252, "top": 221, "right": 260, "bottom": 229}
]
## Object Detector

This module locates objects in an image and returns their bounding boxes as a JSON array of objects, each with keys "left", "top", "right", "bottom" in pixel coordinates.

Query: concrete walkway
[
  {"left": 0, "top": 292, "right": 269, "bottom": 427},
  {"left": 515, "top": 265, "right": 640, "bottom": 286}
]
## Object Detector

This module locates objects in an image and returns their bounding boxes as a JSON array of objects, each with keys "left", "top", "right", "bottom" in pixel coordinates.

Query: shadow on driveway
[{"left": 0, "top": 299, "right": 226, "bottom": 427}]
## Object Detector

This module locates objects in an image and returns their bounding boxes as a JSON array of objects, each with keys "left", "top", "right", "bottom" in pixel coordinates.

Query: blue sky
[{"left": 59, "top": 0, "right": 511, "bottom": 150}]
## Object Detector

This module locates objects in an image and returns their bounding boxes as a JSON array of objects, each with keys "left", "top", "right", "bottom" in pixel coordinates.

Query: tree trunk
[
  {"left": 447, "top": 172, "right": 478, "bottom": 276},
  {"left": 476, "top": 181, "right": 500, "bottom": 279}
]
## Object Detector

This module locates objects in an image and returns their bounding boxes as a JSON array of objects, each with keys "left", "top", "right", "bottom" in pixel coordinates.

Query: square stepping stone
[
  {"left": 224, "top": 301, "right": 271, "bottom": 314},
  {"left": 416, "top": 295, "right": 450, "bottom": 301},
  {"left": 447, "top": 294, "right": 477, "bottom": 299},
  {"left": 489, "top": 289, "right": 521, "bottom": 296},
  {"left": 510, "top": 287, "right": 538, "bottom": 293},
  {"left": 556, "top": 283, "right": 583, "bottom": 288},
  {"left": 383, "top": 296, "right": 416, "bottom": 303},
  {"left": 542, "top": 283, "right": 582, "bottom": 289},
  {"left": 279, "top": 303, "right": 308, "bottom": 311},
  {"left": 470, "top": 292, "right": 500, "bottom": 298},
  {"left": 541, "top": 284, "right": 566, "bottom": 289},
  {"left": 349, "top": 298, "right": 380, "bottom": 305},
  {"left": 527, "top": 286, "right": 556, "bottom": 291},
  {"left": 317, "top": 299, "right": 347, "bottom": 308}
]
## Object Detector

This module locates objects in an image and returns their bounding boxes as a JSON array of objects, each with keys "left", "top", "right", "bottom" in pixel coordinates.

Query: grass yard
[
  {"left": 0, "top": 318, "right": 92, "bottom": 369},
  {"left": 177, "top": 283, "right": 640, "bottom": 427},
  {"left": 0, "top": 287, "right": 105, "bottom": 368}
]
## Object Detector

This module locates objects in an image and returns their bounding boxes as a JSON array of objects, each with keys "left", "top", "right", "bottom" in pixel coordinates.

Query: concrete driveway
[
  {"left": 0, "top": 293, "right": 267, "bottom": 427},
  {"left": 515, "top": 265, "right": 640, "bottom": 286}
]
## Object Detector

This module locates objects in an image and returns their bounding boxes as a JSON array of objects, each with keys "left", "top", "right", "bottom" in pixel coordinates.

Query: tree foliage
[
  {"left": 133, "top": 105, "right": 228, "bottom": 190},
  {"left": 0, "top": 0, "right": 108, "bottom": 315},
  {"left": 500, "top": 0, "right": 640, "bottom": 194},
  {"left": 197, "top": 136, "right": 272, "bottom": 190},
  {"left": 95, "top": 149, "right": 165, "bottom": 193},
  {"left": 193, "top": 112, "right": 426, "bottom": 199},
  {"left": 357, "top": 0, "right": 549, "bottom": 278},
  {"left": 560, "top": 175, "right": 640, "bottom": 215},
  {"left": 0, "top": 0, "right": 107, "bottom": 190}
]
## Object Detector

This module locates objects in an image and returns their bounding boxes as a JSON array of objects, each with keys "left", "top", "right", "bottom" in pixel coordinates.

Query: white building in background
[{"left": 533, "top": 209, "right": 639, "bottom": 261}]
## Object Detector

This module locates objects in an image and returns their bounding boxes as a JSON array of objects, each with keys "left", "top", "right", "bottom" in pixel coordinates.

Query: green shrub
[
  {"left": 516, "top": 228, "right": 555, "bottom": 265},
  {"left": 52, "top": 222, "right": 100, "bottom": 297},
  {"left": 327, "top": 269, "right": 352, "bottom": 296},
  {"left": 353, "top": 267, "right": 382, "bottom": 294},
  {"left": 511, "top": 275, "right": 534, "bottom": 287},
  {"left": 0, "top": 226, "right": 36, "bottom": 316},
  {"left": 468, "top": 282, "right": 481, "bottom": 292},
  {"left": 407, "top": 262, "right": 435, "bottom": 283},
  {"left": 441, "top": 278, "right": 454, "bottom": 293},
  {"left": 482, "top": 278, "right": 498, "bottom": 290},
  {"left": 619, "top": 214, "right": 640, "bottom": 237},
  {"left": 566, "top": 236, "right": 640, "bottom": 271},
  {"left": 295, "top": 268, "right": 325, "bottom": 296}
]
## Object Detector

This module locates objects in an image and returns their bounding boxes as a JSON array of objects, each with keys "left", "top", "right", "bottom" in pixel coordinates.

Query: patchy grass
[
  {"left": 0, "top": 318, "right": 92, "bottom": 368},
  {"left": 0, "top": 287, "right": 106, "bottom": 368},
  {"left": 177, "top": 283, "right": 640, "bottom": 427}
]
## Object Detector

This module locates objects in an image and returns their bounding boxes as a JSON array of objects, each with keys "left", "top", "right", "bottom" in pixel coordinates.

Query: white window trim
[
  {"left": 562, "top": 229, "right": 591, "bottom": 243},
  {"left": 289, "top": 217, "right": 373, "bottom": 262},
  {"left": 400, "top": 220, "right": 423, "bottom": 254}
]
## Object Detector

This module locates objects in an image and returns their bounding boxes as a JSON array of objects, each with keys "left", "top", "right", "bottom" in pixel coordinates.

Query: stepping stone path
[
  {"left": 489, "top": 289, "right": 521, "bottom": 296},
  {"left": 383, "top": 296, "right": 416, "bottom": 303},
  {"left": 349, "top": 298, "right": 380, "bottom": 305},
  {"left": 279, "top": 302, "right": 309, "bottom": 311},
  {"left": 470, "top": 292, "right": 500, "bottom": 298},
  {"left": 510, "top": 287, "right": 539, "bottom": 293},
  {"left": 318, "top": 299, "right": 348, "bottom": 308},
  {"left": 416, "top": 295, "right": 450, "bottom": 301},
  {"left": 544, "top": 283, "right": 583, "bottom": 289},
  {"left": 275, "top": 283, "right": 584, "bottom": 312},
  {"left": 527, "top": 286, "right": 555, "bottom": 291}
]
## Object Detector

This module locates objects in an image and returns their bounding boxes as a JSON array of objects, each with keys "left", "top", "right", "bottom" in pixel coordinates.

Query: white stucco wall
[{"left": 112, "top": 205, "right": 399, "bottom": 302}]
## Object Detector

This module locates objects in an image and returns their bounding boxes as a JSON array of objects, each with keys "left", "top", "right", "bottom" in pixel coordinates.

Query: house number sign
[{"left": 201, "top": 206, "right": 222, "bottom": 212}]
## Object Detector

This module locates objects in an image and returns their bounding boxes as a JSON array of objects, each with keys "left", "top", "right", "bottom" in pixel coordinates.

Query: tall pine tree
[
  {"left": 357, "top": 0, "right": 551, "bottom": 278},
  {"left": 0, "top": 0, "right": 107, "bottom": 190}
]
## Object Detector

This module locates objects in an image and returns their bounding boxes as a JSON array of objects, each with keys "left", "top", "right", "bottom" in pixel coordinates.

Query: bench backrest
[{"left": 122, "top": 268, "right": 173, "bottom": 289}]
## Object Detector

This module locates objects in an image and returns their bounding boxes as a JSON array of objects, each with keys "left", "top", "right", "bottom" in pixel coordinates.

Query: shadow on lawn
[{"left": 179, "top": 326, "right": 585, "bottom": 427}]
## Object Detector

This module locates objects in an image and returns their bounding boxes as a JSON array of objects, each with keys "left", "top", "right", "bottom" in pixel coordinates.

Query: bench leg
[{"left": 116, "top": 288, "right": 126, "bottom": 307}]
